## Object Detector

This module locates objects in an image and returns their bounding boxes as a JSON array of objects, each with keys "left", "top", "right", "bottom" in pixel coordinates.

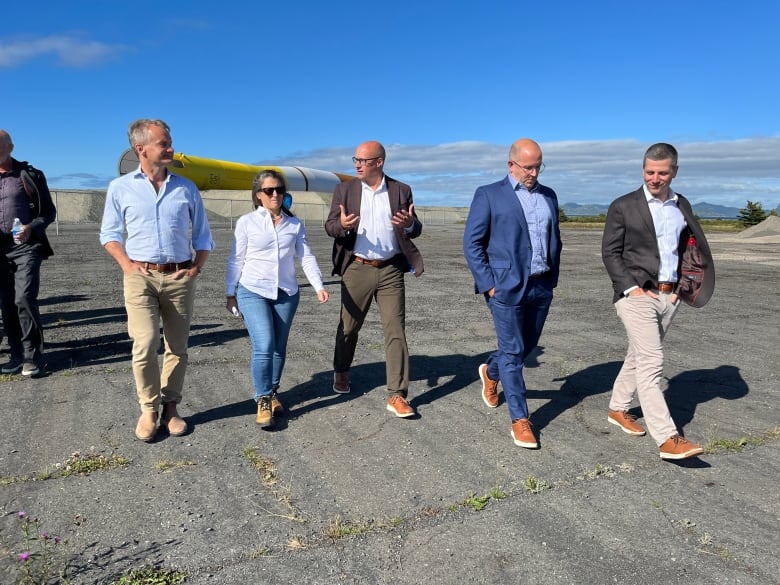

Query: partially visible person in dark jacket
[{"left": 0, "top": 129, "right": 56, "bottom": 377}]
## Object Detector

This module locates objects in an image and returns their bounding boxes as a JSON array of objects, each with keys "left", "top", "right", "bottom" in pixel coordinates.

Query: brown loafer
[{"left": 135, "top": 412, "right": 158, "bottom": 442}]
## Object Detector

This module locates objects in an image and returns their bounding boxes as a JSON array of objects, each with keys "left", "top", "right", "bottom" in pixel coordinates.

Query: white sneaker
[{"left": 21, "top": 362, "right": 40, "bottom": 377}]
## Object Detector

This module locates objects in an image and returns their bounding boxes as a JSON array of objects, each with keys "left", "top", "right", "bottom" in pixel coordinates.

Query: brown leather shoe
[
  {"left": 386, "top": 395, "right": 415, "bottom": 418},
  {"left": 478, "top": 364, "right": 499, "bottom": 408},
  {"left": 511, "top": 418, "right": 538, "bottom": 449},
  {"left": 135, "top": 411, "right": 158, "bottom": 442},
  {"left": 161, "top": 403, "right": 188, "bottom": 436},
  {"left": 659, "top": 434, "right": 703, "bottom": 460},
  {"left": 271, "top": 391, "right": 284, "bottom": 415},
  {"left": 256, "top": 396, "right": 274, "bottom": 428},
  {"left": 333, "top": 371, "right": 350, "bottom": 394},
  {"left": 608, "top": 409, "right": 646, "bottom": 436}
]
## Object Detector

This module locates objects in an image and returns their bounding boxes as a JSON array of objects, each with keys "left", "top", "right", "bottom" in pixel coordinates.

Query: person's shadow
[
  {"left": 186, "top": 352, "right": 487, "bottom": 431},
  {"left": 531, "top": 360, "right": 622, "bottom": 432},
  {"left": 532, "top": 362, "right": 748, "bottom": 465},
  {"left": 186, "top": 354, "right": 749, "bottom": 443},
  {"left": 280, "top": 351, "right": 488, "bottom": 419},
  {"left": 664, "top": 365, "right": 748, "bottom": 429}
]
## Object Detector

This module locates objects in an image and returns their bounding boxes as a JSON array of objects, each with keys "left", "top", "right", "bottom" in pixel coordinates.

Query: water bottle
[{"left": 11, "top": 218, "right": 22, "bottom": 244}]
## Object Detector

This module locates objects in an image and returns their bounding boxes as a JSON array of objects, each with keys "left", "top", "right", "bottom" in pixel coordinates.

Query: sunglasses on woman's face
[{"left": 259, "top": 186, "right": 285, "bottom": 196}]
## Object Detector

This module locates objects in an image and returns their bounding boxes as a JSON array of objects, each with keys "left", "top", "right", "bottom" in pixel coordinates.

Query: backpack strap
[{"left": 18, "top": 162, "right": 41, "bottom": 214}]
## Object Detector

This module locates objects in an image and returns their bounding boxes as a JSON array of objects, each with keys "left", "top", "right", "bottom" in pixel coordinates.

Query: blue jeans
[{"left": 237, "top": 285, "right": 300, "bottom": 401}]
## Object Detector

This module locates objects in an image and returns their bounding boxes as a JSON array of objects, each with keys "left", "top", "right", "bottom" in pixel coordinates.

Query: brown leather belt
[
  {"left": 656, "top": 281, "right": 677, "bottom": 293},
  {"left": 351, "top": 255, "right": 397, "bottom": 269},
  {"left": 132, "top": 260, "right": 192, "bottom": 273}
]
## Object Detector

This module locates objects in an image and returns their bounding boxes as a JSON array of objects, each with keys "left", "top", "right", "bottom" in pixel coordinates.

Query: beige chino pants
[
  {"left": 123, "top": 271, "right": 197, "bottom": 412},
  {"left": 609, "top": 293, "right": 680, "bottom": 445}
]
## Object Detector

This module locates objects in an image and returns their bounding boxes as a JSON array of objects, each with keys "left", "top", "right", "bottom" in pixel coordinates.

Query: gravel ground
[{"left": 0, "top": 223, "right": 777, "bottom": 584}]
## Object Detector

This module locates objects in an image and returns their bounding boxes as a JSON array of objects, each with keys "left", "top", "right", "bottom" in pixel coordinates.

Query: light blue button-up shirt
[
  {"left": 100, "top": 166, "right": 214, "bottom": 262},
  {"left": 509, "top": 176, "right": 553, "bottom": 276}
]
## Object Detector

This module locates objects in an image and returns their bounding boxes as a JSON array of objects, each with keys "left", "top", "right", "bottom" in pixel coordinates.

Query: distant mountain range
[{"left": 561, "top": 201, "right": 780, "bottom": 219}]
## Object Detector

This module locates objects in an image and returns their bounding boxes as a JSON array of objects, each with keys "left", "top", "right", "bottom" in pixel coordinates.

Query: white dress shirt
[
  {"left": 353, "top": 178, "right": 402, "bottom": 261},
  {"left": 643, "top": 184, "right": 687, "bottom": 283},
  {"left": 225, "top": 207, "right": 323, "bottom": 299}
]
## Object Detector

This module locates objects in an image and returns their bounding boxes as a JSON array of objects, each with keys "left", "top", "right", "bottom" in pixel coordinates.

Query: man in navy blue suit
[{"left": 463, "top": 138, "right": 562, "bottom": 449}]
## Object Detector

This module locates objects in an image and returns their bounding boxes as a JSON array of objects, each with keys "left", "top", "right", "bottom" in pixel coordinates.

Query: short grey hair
[{"left": 128, "top": 119, "right": 171, "bottom": 148}]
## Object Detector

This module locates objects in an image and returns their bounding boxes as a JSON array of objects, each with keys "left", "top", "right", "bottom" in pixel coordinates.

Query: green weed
[
  {"left": 111, "top": 565, "right": 186, "bottom": 585},
  {"left": 153, "top": 460, "right": 196, "bottom": 472},
  {"left": 60, "top": 452, "right": 130, "bottom": 477},
  {"left": 524, "top": 475, "right": 551, "bottom": 494}
]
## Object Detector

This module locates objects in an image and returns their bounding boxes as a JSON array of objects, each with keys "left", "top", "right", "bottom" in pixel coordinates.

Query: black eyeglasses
[
  {"left": 258, "top": 187, "right": 285, "bottom": 196},
  {"left": 352, "top": 156, "right": 381, "bottom": 165},
  {"left": 510, "top": 160, "right": 545, "bottom": 175}
]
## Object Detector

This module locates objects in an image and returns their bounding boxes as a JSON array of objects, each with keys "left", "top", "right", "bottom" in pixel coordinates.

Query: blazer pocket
[{"left": 490, "top": 260, "right": 511, "bottom": 270}]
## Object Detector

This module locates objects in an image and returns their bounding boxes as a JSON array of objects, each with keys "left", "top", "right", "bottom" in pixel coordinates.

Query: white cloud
[
  {"left": 269, "top": 137, "right": 780, "bottom": 209},
  {"left": 0, "top": 35, "right": 125, "bottom": 67}
]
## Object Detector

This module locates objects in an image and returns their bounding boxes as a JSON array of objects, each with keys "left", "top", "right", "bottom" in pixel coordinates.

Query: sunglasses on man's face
[{"left": 258, "top": 187, "right": 285, "bottom": 196}]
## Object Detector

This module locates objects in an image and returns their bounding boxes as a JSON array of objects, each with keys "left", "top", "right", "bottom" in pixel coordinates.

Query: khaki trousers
[
  {"left": 334, "top": 261, "right": 409, "bottom": 396},
  {"left": 123, "top": 272, "right": 196, "bottom": 412},
  {"left": 610, "top": 293, "right": 680, "bottom": 445}
]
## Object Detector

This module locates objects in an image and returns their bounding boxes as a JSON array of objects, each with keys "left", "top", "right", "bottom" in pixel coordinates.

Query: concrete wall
[{"left": 50, "top": 189, "right": 469, "bottom": 227}]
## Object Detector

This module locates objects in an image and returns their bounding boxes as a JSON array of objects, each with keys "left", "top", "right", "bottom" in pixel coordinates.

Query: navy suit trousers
[{"left": 486, "top": 278, "right": 553, "bottom": 421}]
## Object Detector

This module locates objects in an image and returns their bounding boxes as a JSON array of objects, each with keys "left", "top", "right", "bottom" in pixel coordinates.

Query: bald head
[
  {"left": 508, "top": 138, "right": 543, "bottom": 189},
  {"left": 509, "top": 138, "right": 541, "bottom": 161},
  {"left": 357, "top": 140, "right": 386, "bottom": 159},
  {"left": 353, "top": 140, "right": 386, "bottom": 188},
  {"left": 0, "top": 130, "right": 13, "bottom": 167}
]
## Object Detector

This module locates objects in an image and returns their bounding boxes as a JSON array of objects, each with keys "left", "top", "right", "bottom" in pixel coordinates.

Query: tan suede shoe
[
  {"left": 161, "top": 403, "right": 188, "bottom": 436},
  {"left": 135, "top": 412, "right": 158, "bottom": 442}
]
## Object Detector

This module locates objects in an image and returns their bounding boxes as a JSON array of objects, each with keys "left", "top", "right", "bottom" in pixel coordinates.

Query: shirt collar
[
  {"left": 361, "top": 175, "right": 387, "bottom": 193},
  {"left": 642, "top": 183, "right": 678, "bottom": 203},
  {"left": 133, "top": 164, "right": 171, "bottom": 183},
  {"left": 509, "top": 175, "right": 539, "bottom": 194}
]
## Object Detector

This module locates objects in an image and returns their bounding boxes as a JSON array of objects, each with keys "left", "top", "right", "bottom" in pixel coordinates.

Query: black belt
[
  {"left": 656, "top": 281, "right": 677, "bottom": 293},
  {"left": 351, "top": 255, "right": 397, "bottom": 269},
  {"left": 132, "top": 260, "right": 192, "bottom": 273}
]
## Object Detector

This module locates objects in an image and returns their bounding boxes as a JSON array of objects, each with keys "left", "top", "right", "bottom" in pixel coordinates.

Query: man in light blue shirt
[{"left": 100, "top": 119, "right": 214, "bottom": 442}]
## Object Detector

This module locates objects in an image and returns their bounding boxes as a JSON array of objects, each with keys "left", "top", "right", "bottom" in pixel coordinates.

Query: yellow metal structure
[{"left": 118, "top": 149, "right": 353, "bottom": 192}]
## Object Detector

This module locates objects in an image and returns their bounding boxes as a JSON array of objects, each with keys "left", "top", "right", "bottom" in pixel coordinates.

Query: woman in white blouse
[{"left": 225, "top": 170, "right": 328, "bottom": 428}]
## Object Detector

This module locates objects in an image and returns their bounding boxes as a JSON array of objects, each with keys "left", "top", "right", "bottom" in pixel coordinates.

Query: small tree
[
  {"left": 737, "top": 200, "right": 768, "bottom": 227},
  {"left": 558, "top": 207, "right": 569, "bottom": 223}
]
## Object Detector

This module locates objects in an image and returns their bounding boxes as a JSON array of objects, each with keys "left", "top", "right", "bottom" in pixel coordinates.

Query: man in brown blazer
[
  {"left": 325, "top": 141, "right": 424, "bottom": 417},
  {"left": 602, "top": 142, "right": 715, "bottom": 460}
]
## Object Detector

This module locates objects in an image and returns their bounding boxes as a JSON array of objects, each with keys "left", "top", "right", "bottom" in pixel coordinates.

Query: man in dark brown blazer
[
  {"left": 602, "top": 142, "right": 715, "bottom": 460},
  {"left": 325, "top": 141, "right": 424, "bottom": 418}
]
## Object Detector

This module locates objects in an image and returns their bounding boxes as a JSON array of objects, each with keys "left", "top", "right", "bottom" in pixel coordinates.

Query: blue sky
[{"left": 3, "top": 1, "right": 779, "bottom": 209}]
